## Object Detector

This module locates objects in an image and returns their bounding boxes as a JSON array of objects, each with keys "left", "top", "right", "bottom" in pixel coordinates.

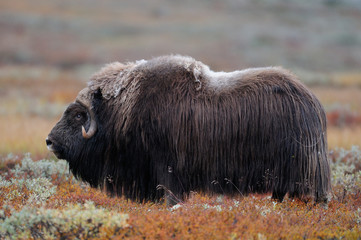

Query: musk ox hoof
[{"left": 271, "top": 191, "right": 286, "bottom": 202}]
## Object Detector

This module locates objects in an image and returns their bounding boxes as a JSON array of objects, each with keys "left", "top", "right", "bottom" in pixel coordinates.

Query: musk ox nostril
[{"left": 46, "top": 138, "right": 53, "bottom": 150}]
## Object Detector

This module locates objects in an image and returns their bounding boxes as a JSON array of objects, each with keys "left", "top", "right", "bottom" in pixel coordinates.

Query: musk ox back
[{"left": 46, "top": 55, "right": 331, "bottom": 204}]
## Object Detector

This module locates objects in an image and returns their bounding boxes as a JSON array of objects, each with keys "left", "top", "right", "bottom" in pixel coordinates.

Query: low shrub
[
  {"left": 330, "top": 146, "right": 361, "bottom": 202},
  {"left": 0, "top": 201, "right": 128, "bottom": 240},
  {"left": 11, "top": 153, "right": 72, "bottom": 182},
  {"left": 0, "top": 148, "right": 360, "bottom": 239},
  {"left": 0, "top": 176, "right": 56, "bottom": 207}
]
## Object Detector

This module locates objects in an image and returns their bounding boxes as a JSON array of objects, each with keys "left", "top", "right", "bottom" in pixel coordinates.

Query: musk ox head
[
  {"left": 46, "top": 61, "right": 137, "bottom": 190},
  {"left": 46, "top": 89, "right": 96, "bottom": 157},
  {"left": 46, "top": 61, "right": 128, "bottom": 160}
]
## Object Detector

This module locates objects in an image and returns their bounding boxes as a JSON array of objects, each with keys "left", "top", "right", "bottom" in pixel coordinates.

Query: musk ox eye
[{"left": 75, "top": 113, "right": 83, "bottom": 120}]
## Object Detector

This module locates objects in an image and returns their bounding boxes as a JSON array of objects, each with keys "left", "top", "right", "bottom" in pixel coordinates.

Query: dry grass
[
  {"left": 0, "top": 115, "right": 57, "bottom": 157},
  {"left": 332, "top": 72, "right": 361, "bottom": 88},
  {"left": 311, "top": 86, "right": 361, "bottom": 112},
  {"left": 328, "top": 126, "right": 361, "bottom": 150}
]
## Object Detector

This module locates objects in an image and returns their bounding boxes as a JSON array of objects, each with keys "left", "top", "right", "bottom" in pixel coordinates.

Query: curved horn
[
  {"left": 77, "top": 88, "right": 98, "bottom": 139},
  {"left": 82, "top": 107, "right": 97, "bottom": 139}
]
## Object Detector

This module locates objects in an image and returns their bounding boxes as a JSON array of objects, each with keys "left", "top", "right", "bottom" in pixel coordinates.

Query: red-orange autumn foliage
[{"left": 1, "top": 148, "right": 361, "bottom": 239}]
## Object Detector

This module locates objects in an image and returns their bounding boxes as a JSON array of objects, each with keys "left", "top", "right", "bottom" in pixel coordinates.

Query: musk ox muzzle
[{"left": 46, "top": 55, "right": 331, "bottom": 205}]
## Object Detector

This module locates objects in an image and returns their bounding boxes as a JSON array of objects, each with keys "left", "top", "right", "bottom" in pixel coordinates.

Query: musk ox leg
[
  {"left": 315, "top": 192, "right": 329, "bottom": 204},
  {"left": 271, "top": 191, "right": 286, "bottom": 202},
  {"left": 156, "top": 184, "right": 181, "bottom": 206},
  {"left": 156, "top": 164, "right": 185, "bottom": 207},
  {"left": 317, "top": 196, "right": 328, "bottom": 204},
  {"left": 288, "top": 191, "right": 300, "bottom": 200},
  {"left": 315, "top": 158, "right": 331, "bottom": 204}
]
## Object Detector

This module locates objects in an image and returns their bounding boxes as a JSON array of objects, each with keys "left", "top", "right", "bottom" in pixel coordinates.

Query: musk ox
[{"left": 46, "top": 55, "right": 331, "bottom": 204}]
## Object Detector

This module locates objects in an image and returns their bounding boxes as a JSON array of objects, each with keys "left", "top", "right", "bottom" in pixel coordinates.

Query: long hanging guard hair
[{"left": 57, "top": 55, "right": 330, "bottom": 203}]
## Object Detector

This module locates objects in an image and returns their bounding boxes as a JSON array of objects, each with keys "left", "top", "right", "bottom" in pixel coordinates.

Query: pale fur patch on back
[{"left": 203, "top": 66, "right": 283, "bottom": 91}]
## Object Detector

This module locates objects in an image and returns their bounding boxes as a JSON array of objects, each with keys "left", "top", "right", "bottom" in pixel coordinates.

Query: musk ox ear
[{"left": 93, "top": 88, "right": 103, "bottom": 100}]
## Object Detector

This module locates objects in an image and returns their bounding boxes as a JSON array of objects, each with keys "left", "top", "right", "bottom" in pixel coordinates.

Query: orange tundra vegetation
[{"left": 0, "top": 148, "right": 360, "bottom": 239}]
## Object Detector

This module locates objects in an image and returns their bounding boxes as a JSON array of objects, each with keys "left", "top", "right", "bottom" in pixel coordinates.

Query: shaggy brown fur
[{"left": 47, "top": 55, "right": 331, "bottom": 204}]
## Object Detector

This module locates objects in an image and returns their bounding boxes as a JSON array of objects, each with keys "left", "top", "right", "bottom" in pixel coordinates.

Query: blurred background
[{"left": 0, "top": 0, "right": 361, "bottom": 157}]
